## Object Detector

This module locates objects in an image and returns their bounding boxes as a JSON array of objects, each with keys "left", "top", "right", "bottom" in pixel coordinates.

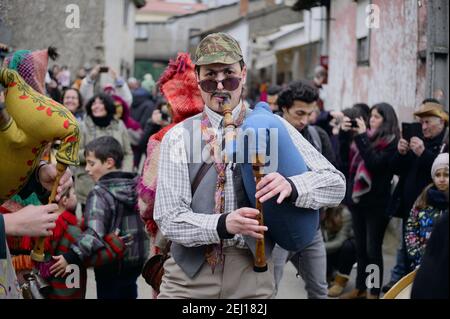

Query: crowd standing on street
[{"left": 0, "top": 33, "right": 448, "bottom": 299}]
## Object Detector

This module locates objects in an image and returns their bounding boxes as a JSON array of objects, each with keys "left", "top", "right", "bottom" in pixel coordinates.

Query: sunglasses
[{"left": 198, "top": 77, "right": 241, "bottom": 93}]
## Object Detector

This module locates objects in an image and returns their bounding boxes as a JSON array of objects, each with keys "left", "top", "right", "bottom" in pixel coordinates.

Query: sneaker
[{"left": 382, "top": 281, "right": 397, "bottom": 294}]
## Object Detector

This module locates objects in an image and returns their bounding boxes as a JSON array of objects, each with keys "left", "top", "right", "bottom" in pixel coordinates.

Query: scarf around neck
[
  {"left": 200, "top": 103, "right": 247, "bottom": 273},
  {"left": 350, "top": 131, "right": 395, "bottom": 204}
]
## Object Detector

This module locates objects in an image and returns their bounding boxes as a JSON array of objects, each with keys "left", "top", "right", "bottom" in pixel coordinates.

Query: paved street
[{"left": 86, "top": 219, "right": 400, "bottom": 299}]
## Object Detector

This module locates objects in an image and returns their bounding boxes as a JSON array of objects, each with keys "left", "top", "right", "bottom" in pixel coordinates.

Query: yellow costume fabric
[{"left": 0, "top": 68, "right": 80, "bottom": 201}]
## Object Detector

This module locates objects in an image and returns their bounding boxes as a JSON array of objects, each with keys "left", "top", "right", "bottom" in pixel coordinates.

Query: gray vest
[{"left": 171, "top": 113, "right": 274, "bottom": 278}]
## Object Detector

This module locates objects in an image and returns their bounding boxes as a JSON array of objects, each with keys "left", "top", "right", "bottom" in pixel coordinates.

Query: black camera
[
  {"left": 402, "top": 122, "right": 422, "bottom": 141},
  {"left": 350, "top": 119, "right": 358, "bottom": 128}
]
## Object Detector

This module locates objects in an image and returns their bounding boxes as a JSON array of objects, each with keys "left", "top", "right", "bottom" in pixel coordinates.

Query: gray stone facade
[
  {"left": 1, "top": 0, "right": 103, "bottom": 71},
  {"left": 0, "top": 0, "right": 136, "bottom": 80}
]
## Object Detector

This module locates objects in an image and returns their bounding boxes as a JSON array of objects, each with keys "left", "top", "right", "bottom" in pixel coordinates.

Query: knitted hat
[
  {"left": 158, "top": 52, "right": 203, "bottom": 123},
  {"left": 431, "top": 153, "right": 449, "bottom": 177},
  {"left": 103, "top": 83, "right": 116, "bottom": 95},
  {"left": 110, "top": 94, "right": 141, "bottom": 131},
  {"left": 3, "top": 47, "right": 58, "bottom": 94}
]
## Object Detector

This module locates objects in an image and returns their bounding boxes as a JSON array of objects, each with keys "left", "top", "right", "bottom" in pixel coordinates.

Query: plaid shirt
[{"left": 154, "top": 102, "right": 346, "bottom": 248}]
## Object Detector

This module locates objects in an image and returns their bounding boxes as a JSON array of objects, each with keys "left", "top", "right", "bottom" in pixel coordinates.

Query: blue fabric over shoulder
[{"left": 236, "top": 101, "right": 319, "bottom": 252}]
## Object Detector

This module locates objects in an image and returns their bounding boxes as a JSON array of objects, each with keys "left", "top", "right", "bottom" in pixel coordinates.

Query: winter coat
[
  {"left": 130, "top": 88, "right": 155, "bottom": 129},
  {"left": 411, "top": 211, "right": 449, "bottom": 299},
  {"left": 405, "top": 186, "right": 448, "bottom": 268},
  {"left": 349, "top": 132, "right": 398, "bottom": 209},
  {"left": 74, "top": 116, "right": 133, "bottom": 204},
  {"left": 388, "top": 129, "right": 446, "bottom": 218},
  {"left": 70, "top": 172, "right": 149, "bottom": 275}
]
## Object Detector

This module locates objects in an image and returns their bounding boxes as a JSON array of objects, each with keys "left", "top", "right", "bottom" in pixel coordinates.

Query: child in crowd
[
  {"left": 61, "top": 136, "right": 149, "bottom": 299},
  {"left": 42, "top": 186, "right": 128, "bottom": 299},
  {"left": 405, "top": 153, "right": 449, "bottom": 268}
]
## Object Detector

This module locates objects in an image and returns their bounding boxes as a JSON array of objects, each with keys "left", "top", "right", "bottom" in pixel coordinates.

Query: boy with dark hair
[{"left": 62, "top": 136, "right": 149, "bottom": 299}]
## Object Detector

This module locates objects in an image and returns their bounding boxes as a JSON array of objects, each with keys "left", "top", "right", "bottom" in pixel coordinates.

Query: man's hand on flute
[{"left": 225, "top": 208, "right": 267, "bottom": 240}]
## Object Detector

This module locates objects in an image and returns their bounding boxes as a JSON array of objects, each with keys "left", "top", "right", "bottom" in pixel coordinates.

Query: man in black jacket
[{"left": 384, "top": 100, "right": 448, "bottom": 292}]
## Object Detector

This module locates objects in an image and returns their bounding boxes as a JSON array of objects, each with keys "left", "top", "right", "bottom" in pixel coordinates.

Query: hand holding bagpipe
[
  {"left": 255, "top": 172, "right": 293, "bottom": 204},
  {"left": 240, "top": 102, "right": 319, "bottom": 253}
]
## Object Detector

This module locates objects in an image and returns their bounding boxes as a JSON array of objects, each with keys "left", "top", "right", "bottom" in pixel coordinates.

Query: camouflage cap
[{"left": 194, "top": 32, "right": 243, "bottom": 66}]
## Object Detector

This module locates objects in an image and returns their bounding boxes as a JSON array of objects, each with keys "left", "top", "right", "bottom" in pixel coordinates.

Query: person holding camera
[
  {"left": 383, "top": 100, "right": 448, "bottom": 293},
  {"left": 336, "top": 104, "right": 370, "bottom": 189},
  {"left": 79, "top": 65, "right": 133, "bottom": 108},
  {"left": 340, "top": 103, "right": 400, "bottom": 299}
]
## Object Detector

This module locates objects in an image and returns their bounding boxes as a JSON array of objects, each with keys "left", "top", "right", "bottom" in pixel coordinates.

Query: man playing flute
[{"left": 154, "top": 32, "right": 345, "bottom": 299}]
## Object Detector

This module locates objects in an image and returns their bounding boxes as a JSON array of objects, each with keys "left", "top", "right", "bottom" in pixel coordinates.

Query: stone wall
[
  {"left": 327, "top": 0, "right": 426, "bottom": 121},
  {"left": 0, "top": 0, "right": 104, "bottom": 74}
]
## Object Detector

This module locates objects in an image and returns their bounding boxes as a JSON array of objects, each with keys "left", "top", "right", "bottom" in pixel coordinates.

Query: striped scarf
[
  {"left": 349, "top": 133, "right": 393, "bottom": 204},
  {"left": 200, "top": 105, "right": 246, "bottom": 273}
]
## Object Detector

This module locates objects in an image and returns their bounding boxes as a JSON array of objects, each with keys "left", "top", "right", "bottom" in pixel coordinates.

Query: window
[
  {"left": 357, "top": 37, "right": 370, "bottom": 66},
  {"left": 356, "top": 0, "right": 370, "bottom": 66},
  {"left": 135, "top": 24, "right": 148, "bottom": 40},
  {"left": 188, "top": 29, "right": 201, "bottom": 54}
]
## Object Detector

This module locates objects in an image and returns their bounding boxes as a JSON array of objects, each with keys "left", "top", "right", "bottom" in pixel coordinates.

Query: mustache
[{"left": 212, "top": 92, "right": 231, "bottom": 100}]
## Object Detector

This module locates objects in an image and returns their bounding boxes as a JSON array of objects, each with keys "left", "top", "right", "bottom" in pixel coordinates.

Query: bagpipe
[
  {"left": 226, "top": 101, "right": 319, "bottom": 270},
  {"left": 0, "top": 67, "right": 80, "bottom": 261}
]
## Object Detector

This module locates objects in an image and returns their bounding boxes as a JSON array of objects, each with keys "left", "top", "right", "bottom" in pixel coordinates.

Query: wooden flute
[
  {"left": 221, "top": 99, "right": 267, "bottom": 272},
  {"left": 251, "top": 154, "right": 268, "bottom": 272},
  {"left": 222, "top": 98, "right": 235, "bottom": 163},
  {"left": 31, "top": 162, "right": 67, "bottom": 262}
]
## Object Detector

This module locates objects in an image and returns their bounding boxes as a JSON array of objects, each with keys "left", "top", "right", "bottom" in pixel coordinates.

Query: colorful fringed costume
[
  {"left": 137, "top": 53, "right": 203, "bottom": 252},
  {"left": 0, "top": 67, "right": 80, "bottom": 201}
]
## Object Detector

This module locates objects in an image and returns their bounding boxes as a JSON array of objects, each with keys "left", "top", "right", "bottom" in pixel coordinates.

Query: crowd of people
[{"left": 0, "top": 33, "right": 448, "bottom": 300}]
